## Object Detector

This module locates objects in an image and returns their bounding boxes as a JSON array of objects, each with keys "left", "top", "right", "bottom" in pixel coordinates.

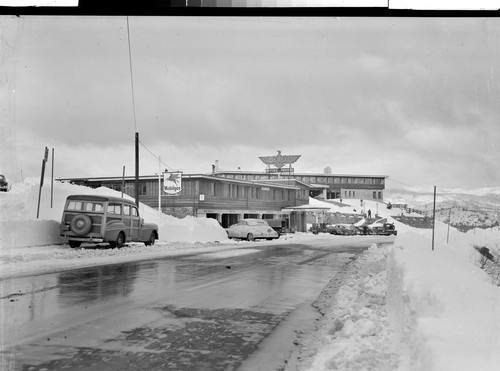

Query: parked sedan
[
  {"left": 226, "top": 219, "right": 279, "bottom": 241},
  {"left": 0, "top": 174, "right": 9, "bottom": 192},
  {"left": 327, "top": 224, "right": 356, "bottom": 235}
]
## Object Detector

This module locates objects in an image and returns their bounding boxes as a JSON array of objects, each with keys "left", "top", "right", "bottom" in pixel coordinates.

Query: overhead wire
[
  {"left": 139, "top": 139, "right": 173, "bottom": 172},
  {"left": 126, "top": 16, "right": 174, "bottom": 174},
  {"left": 126, "top": 16, "right": 137, "bottom": 133},
  {"left": 386, "top": 177, "right": 417, "bottom": 188}
]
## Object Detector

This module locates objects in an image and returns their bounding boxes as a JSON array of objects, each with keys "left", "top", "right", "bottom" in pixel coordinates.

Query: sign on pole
[{"left": 163, "top": 172, "right": 182, "bottom": 195}]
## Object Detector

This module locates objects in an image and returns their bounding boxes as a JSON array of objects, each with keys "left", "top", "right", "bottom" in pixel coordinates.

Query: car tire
[
  {"left": 109, "top": 232, "right": 125, "bottom": 248},
  {"left": 247, "top": 233, "right": 255, "bottom": 241},
  {"left": 144, "top": 232, "right": 156, "bottom": 246},
  {"left": 70, "top": 214, "right": 92, "bottom": 236}
]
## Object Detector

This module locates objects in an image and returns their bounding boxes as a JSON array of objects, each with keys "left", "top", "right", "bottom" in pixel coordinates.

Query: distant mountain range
[{"left": 385, "top": 186, "right": 500, "bottom": 232}]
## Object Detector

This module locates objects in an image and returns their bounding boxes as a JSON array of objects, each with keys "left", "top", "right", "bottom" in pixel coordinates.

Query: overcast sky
[{"left": 1, "top": 16, "right": 499, "bottom": 190}]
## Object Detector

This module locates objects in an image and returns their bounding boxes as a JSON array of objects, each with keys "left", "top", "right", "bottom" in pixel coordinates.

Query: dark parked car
[
  {"left": 354, "top": 225, "right": 373, "bottom": 235},
  {"left": 0, "top": 174, "right": 9, "bottom": 192},
  {"left": 371, "top": 222, "right": 398, "bottom": 236},
  {"left": 327, "top": 224, "right": 356, "bottom": 235},
  {"left": 60, "top": 194, "right": 159, "bottom": 248}
]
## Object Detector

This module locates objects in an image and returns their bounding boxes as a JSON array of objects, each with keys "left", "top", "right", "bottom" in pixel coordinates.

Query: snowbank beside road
[
  {"left": 292, "top": 197, "right": 500, "bottom": 371},
  {"left": 0, "top": 177, "right": 227, "bottom": 250},
  {"left": 387, "top": 232, "right": 500, "bottom": 371}
]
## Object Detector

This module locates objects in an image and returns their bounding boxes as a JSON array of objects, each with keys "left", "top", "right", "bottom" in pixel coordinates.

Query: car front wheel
[
  {"left": 109, "top": 232, "right": 125, "bottom": 248},
  {"left": 144, "top": 232, "right": 156, "bottom": 246},
  {"left": 247, "top": 233, "right": 255, "bottom": 241}
]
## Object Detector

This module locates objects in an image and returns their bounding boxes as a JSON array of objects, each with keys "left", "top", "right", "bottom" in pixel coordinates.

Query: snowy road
[{"left": 1, "top": 240, "right": 383, "bottom": 370}]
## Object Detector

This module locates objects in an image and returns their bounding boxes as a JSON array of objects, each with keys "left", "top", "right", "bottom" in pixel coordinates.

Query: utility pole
[
  {"left": 447, "top": 208, "right": 451, "bottom": 243},
  {"left": 432, "top": 186, "right": 436, "bottom": 251},
  {"left": 37, "top": 147, "right": 49, "bottom": 219},
  {"left": 121, "top": 165, "right": 125, "bottom": 198},
  {"left": 158, "top": 155, "right": 162, "bottom": 216},
  {"left": 50, "top": 148, "right": 54, "bottom": 208},
  {"left": 135, "top": 132, "right": 139, "bottom": 207}
]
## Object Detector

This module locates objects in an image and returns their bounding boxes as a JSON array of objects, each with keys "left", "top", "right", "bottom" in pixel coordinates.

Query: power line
[
  {"left": 386, "top": 177, "right": 416, "bottom": 188},
  {"left": 126, "top": 16, "right": 137, "bottom": 132},
  {"left": 138, "top": 139, "right": 173, "bottom": 171}
]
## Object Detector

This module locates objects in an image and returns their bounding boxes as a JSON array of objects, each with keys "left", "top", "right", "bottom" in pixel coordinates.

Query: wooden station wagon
[{"left": 60, "top": 194, "right": 159, "bottom": 248}]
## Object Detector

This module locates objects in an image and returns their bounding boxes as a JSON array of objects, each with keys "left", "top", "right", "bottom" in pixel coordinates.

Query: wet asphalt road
[{"left": 1, "top": 241, "right": 373, "bottom": 371}]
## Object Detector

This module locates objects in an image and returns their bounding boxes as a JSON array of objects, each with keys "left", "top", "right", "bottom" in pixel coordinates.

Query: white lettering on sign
[{"left": 163, "top": 172, "right": 182, "bottom": 195}]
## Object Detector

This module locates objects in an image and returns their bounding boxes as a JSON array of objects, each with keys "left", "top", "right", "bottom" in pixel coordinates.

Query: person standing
[{"left": 368, "top": 209, "right": 372, "bottom": 218}]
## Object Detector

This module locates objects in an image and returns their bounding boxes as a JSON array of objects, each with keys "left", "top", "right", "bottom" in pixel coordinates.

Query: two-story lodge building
[{"left": 60, "top": 170, "right": 387, "bottom": 232}]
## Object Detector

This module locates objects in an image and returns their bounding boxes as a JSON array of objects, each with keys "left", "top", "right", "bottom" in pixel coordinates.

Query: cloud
[{"left": 3, "top": 16, "right": 500, "bottom": 189}]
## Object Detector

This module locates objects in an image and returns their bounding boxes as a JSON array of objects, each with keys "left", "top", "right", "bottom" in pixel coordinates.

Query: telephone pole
[{"left": 135, "top": 132, "right": 139, "bottom": 207}]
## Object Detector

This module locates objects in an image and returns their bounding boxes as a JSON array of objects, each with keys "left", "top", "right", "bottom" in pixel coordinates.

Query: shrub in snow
[{"left": 472, "top": 244, "right": 500, "bottom": 286}]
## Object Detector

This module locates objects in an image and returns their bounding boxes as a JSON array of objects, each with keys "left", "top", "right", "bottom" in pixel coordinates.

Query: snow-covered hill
[{"left": 385, "top": 186, "right": 500, "bottom": 231}]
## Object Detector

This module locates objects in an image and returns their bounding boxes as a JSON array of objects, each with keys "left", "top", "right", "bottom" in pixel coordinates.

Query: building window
[
  {"left": 373, "top": 191, "right": 377, "bottom": 199},
  {"left": 139, "top": 184, "right": 147, "bottom": 196},
  {"left": 378, "top": 191, "right": 382, "bottom": 199}
]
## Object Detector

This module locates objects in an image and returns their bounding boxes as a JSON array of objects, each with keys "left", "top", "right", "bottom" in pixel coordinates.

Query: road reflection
[{"left": 58, "top": 264, "right": 139, "bottom": 307}]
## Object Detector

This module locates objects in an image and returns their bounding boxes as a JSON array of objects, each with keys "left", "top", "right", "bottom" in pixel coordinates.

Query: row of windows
[
  {"left": 224, "top": 174, "right": 384, "bottom": 185},
  {"left": 343, "top": 191, "right": 383, "bottom": 199},
  {"left": 109, "top": 180, "right": 308, "bottom": 202},
  {"left": 66, "top": 200, "right": 139, "bottom": 216},
  {"left": 210, "top": 182, "right": 306, "bottom": 201}
]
